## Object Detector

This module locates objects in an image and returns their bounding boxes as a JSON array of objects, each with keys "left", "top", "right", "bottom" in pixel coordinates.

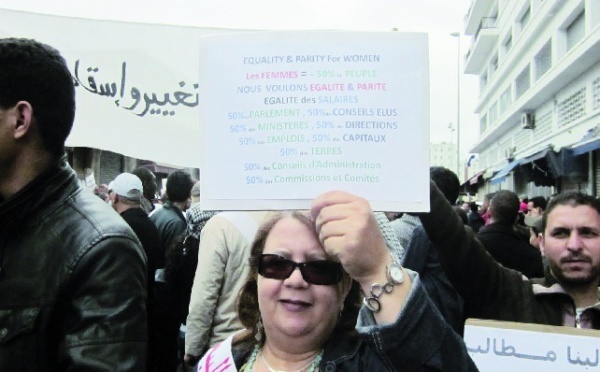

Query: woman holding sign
[{"left": 197, "top": 191, "right": 476, "bottom": 371}]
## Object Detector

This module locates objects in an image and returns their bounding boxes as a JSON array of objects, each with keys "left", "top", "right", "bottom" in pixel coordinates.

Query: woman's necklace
[
  {"left": 261, "top": 349, "right": 323, "bottom": 372},
  {"left": 245, "top": 344, "right": 323, "bottom": 372}
]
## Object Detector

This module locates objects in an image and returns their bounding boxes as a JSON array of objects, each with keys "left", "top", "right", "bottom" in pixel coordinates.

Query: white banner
[
  {"left": 465, "top": 319, "right": 600, "bottom": 371},
  {"left": 0, "top": 8, "right": 241, "bottom": 167},
  {"left": 1, "top": 11, "right": 431, "bottom": 210}
]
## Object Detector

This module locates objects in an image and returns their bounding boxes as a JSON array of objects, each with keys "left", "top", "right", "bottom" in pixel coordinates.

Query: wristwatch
[{"left": 387, "top": 260, "right": 404, "bottom": 284}]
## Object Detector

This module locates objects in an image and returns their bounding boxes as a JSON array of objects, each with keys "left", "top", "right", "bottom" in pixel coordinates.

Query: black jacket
[
  {"left": 403, "top": 225, "right": 465, "bottom": 335},
  {"left": 0, "top": 158, "right": 148, "bottom": 371},
  {"left": 121, "top": 207, "right": 161, "bottom": 308},
  {"left": 476, "top": 223, "right": 544, "bottom": 278},
  {"left": 150, "top": 202, "right": 187, "bottom": 269},
  {"left": 467, "top": 212, "right": 485, "bottom": 233},
  {"left": 420, "top": 181, "right": 600, "bottom": 328}
]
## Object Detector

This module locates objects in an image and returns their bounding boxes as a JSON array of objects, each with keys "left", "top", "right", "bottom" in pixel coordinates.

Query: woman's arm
[{"left": 311, "top": 191, "right": 411, "bottom": 325}]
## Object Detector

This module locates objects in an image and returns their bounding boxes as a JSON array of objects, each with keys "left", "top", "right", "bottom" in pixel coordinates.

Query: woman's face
[{"left": 257, "top": 216, "right": 346, "bottom": 345}]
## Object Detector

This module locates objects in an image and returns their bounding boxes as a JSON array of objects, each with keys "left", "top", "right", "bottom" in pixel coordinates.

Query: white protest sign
[
  {"left": 465, "top": 319, "right": 600, "bottom": 371},
  {"left": 200, "top": 31, "right": 430, "bottom": 211}
]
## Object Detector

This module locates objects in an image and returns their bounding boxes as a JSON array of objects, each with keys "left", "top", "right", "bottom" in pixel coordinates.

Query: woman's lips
[{"left": 280, "top": 299, "right": 311, "bottom": 311}]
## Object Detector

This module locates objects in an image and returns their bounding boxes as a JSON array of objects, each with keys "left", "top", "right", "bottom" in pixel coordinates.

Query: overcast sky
[{"left": 0, "top": 0, "right": 480, "bottom": 159}]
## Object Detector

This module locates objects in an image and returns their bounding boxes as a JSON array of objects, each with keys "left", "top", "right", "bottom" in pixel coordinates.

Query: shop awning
[
  {"left": 518, "top": 148, "right": 556, "bottom": 186},
  {"left": 572, "top": 138, "right": 600, "bottom": 156},
  {"left": 521, "top": 148, "right": 551, "bottom": 164},
  {"left": 519, "top": 147, "right": 585, "bottom": 185},
  {"left": 460, "top": 170, "right": 486, "bottom": 194},
  {"left": 467, "top": 170, "right": 486, "bottom": 185},
  {"left": 490, "top": 159, "right": 522, "bottom": 185}
]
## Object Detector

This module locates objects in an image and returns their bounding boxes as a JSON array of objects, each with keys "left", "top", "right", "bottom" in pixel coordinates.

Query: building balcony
[
  {"left": 464, "top": 0, "right": 496, "bottom": 35},
  {"left": 464, "top": 17, "right": 499, "bottom": 74}
]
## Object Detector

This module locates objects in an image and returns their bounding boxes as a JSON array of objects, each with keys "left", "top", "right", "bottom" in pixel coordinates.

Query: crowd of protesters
[{"left": 3, "top": 37, "right": 600, "bottom": 371}]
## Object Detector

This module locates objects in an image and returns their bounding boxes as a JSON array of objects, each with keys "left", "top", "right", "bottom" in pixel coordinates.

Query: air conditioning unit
[
  {"left": 505, "top": 146, "right": 516, "bottom": 161},
  {"left": 521, "top": 112, "right": 535, "bottom": 129}
]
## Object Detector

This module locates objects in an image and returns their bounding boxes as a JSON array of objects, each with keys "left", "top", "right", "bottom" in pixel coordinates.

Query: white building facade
[
  {"left": 431, "top": 142, "right": 458, "bottom": 173},
  {"left": 464, "top": 0, "right": 600, "bottom": 198}
]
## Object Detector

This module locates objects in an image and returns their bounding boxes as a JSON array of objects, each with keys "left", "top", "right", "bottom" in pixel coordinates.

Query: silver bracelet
[
  {"left": 363, "top": 259, "right": 404, "bottom": 313},
  {"left": 363, "top": 281, "right": 395, "bottom": 312}
]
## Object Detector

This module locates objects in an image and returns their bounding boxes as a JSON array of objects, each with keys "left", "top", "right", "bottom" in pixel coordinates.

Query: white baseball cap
[{"left": 111, "top": 173, "right": 143, "bottom": 201}]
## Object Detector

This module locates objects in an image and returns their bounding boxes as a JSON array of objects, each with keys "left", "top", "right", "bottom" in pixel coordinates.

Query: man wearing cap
[
  {"left": 109, "top": 172, "right": 162, "bottom": 371},
  {"left": 109, "top": 173, "right": 160, "bottom": 308}
]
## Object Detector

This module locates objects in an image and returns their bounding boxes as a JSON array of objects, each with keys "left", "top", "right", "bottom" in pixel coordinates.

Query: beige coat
[{"left": 185, "top": 211, "right": 269, "bottom": 357}]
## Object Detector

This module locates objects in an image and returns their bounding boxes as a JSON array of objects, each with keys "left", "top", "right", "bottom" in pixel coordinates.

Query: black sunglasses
[{"left": 258, "top": 254, "right": 343, "bottom": 285}]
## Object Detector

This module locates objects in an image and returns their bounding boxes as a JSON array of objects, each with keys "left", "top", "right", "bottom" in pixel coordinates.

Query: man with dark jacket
[
  {"left": 466, "top": 201, "right": 485, "bottom": 232},
  {"left": 132, "top": 166, "right": 159, "bottom": 214},
  {"left": 150, "top": 169, "right": 194, "bottom": 372},
  {"left": 401, "top": 166, "right": 465, "bottom": 335},
  {"left": 0, "top": 38, "right": 147, "bottom": 370},
  {"left": 110, "top": 173, "right": 160, "bottom": 303},
  {"left": 109, "top": 172, "right": 162, "bottom": 371},
  {"left": 476, "top": 190, "right": 544, "bottom": 278},
  {"left": 151, "top": 170, "right": 194, "bottom": 259},
  {"left": 420, "top": 181, "right": 600, "bottom": 330}
]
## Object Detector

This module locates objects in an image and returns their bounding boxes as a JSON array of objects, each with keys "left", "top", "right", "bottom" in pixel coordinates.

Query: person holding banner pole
[
  {"left": 196, "top": 191, "right": 477, "bottom": 371},
  {"left": 420, "top": 180, "right": 600, "bottom": 330}
]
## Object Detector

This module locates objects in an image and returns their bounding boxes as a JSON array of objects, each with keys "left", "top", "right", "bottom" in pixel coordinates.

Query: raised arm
[
  {"left": 419, "top": 180, "right": 527, "bottom": 317},
  {"left": 311, "top": 191, "right": 412, "bottom": 324},
  {"left": 312, "top": 191, "right": 478, "bottom": 371}
]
